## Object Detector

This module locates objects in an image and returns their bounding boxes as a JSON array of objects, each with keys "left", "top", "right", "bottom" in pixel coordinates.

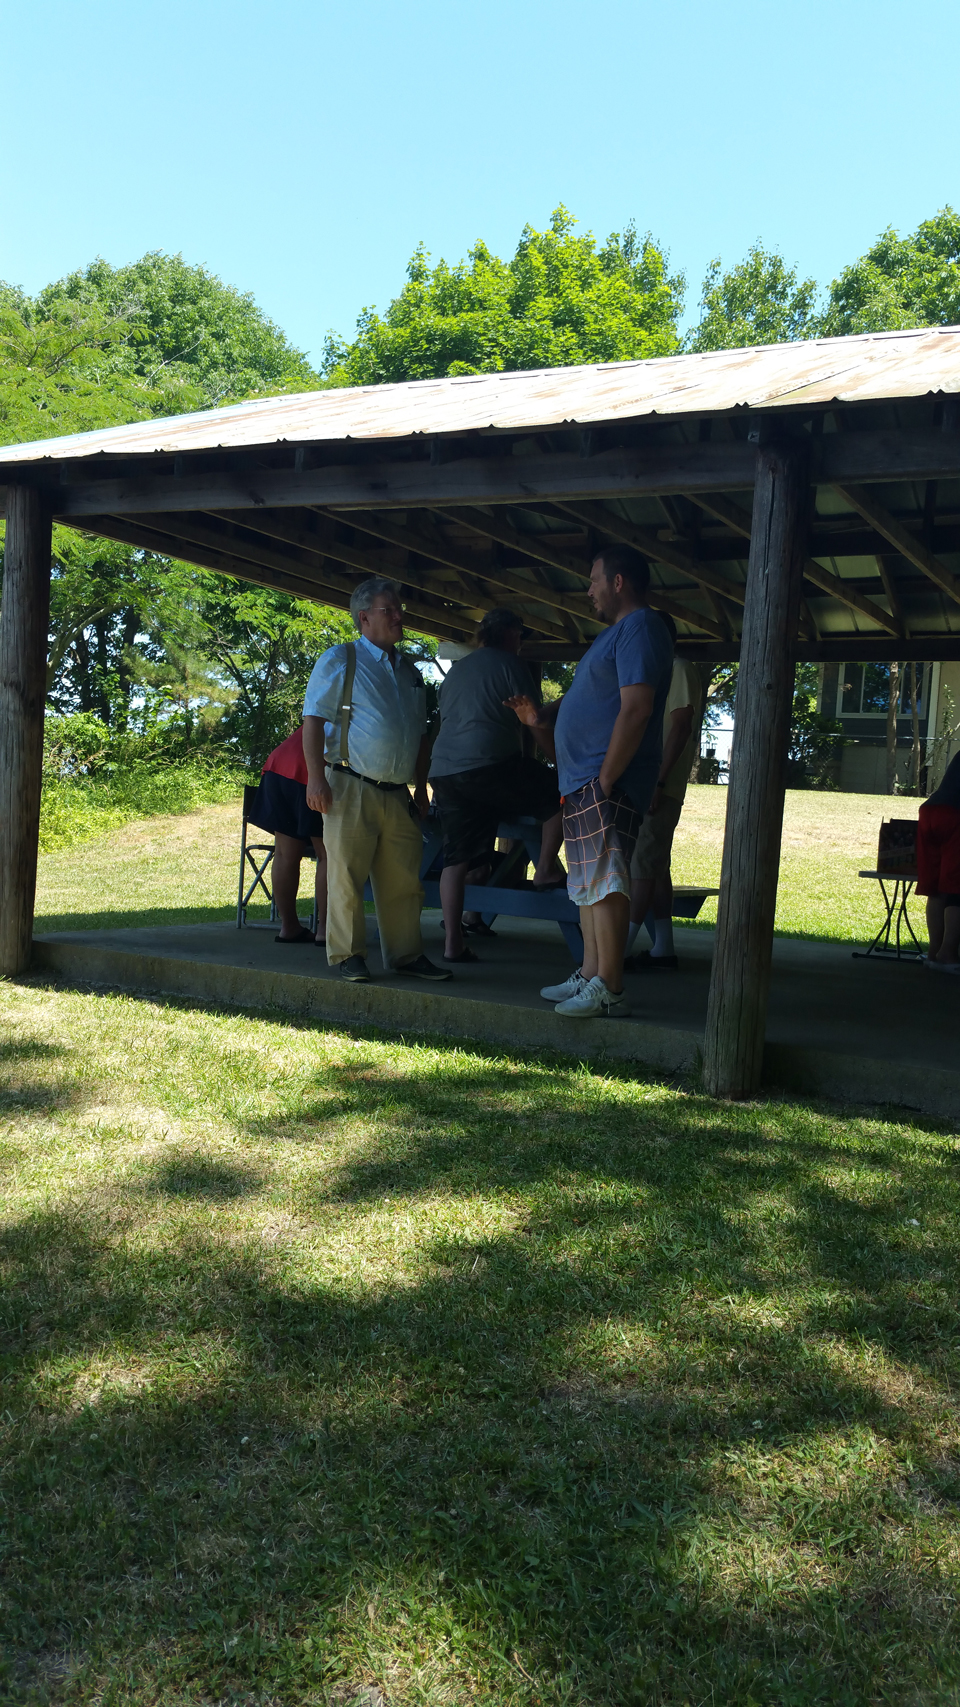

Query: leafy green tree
[
  {"left": 39, "top": 253, "right": 318, "bottom": 409},
  {"left": 0, "top": 285, "right": 170, "bottom": 443},
  {"left": 323, "top": 206, "right": 684, "bottom": 384},
  {"left": 687, "top": 243, "right": 819, "bottom": 353},
  {"left": 821, "top": 207, "right": 960, "bottom": 334}
]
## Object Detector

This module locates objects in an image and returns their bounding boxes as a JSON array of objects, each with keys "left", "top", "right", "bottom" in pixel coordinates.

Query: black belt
[{"left": 333, "top": 763, "right": 408, "bottom": 793}]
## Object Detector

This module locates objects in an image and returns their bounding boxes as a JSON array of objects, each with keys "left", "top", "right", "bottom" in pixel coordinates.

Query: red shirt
[{"left": 261, "top": 727, "right": 308, "bottom": 786}]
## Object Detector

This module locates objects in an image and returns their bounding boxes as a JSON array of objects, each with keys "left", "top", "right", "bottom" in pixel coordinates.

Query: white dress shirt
[{"left": 302, "top": 635, "right": 427, "bottom": 784}]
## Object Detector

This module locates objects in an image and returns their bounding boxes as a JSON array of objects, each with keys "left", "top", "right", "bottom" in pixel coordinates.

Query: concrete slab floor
[{"left": 32, "top": 913, "right": 960, "bottom": 1121}]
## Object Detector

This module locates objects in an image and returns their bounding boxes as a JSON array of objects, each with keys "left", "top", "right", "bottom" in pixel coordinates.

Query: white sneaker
[
  {"left": 540, "top": 967, "right": 587, "bottom": 1002},
  {"left": 554, "top": 976, "right": 632, "bottom": 1018}
]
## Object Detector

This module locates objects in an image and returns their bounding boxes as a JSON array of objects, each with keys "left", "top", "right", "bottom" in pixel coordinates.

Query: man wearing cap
[{"left": 429, "top": 608, "right": 565, "bottom": 963}]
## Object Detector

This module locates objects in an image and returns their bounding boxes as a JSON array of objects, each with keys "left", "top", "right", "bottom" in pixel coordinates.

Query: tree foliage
[
  {"left": 687, "top": 243, "right": 819, "bottom": 353},
  {"left": 821, "top": 207, "right": 960, "bottom": 335},
  {"left": 0, "top": 252, "right": 318, "bottom": 446},
  {"left": 322, "top": 207, "right": 684, "bottom": 385}
]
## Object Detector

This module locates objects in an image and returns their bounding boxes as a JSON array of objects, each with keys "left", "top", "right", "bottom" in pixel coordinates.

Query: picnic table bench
[
  {"left": 417, "top": 813, "right": 718, "bottom": 955},
  {"left": 238, "top": 796, "right": 719, "bottom": 948}
]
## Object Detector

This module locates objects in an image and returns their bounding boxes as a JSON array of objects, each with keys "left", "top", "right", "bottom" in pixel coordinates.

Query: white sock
[
  {"left": 652, "top": 917, "right": 675, "bottom": 958},
  {"left": 625, "top": 921, "right": 642, "bottom": 953}
]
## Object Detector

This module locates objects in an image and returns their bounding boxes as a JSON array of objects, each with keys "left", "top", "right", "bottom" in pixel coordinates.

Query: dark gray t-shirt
[
  {"left": 927, "top": 751, "right": 960, "bottom": 808},
  {"left": 429, "top": 648, "right": 539, "bottom": 778}
]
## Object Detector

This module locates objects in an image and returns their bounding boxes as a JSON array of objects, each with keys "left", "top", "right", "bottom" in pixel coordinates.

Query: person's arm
[
  {"left": 413, "top": 732, "right": 431, "bottom": 819},
  {"left": 648, "top": 703, "right": 694, "bottom": 813},
  {"left": 303, "top": 715, "right": 332, "bottom": 813},
  {"left": 504, "top": 694, "right": 560, "bottom": 762},
  {"left": 598, "top": 683, "right": 655, "bottom": 797}
]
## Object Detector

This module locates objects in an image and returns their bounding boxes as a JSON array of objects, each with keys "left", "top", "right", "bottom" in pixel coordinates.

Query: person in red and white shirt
[{"left": 245, "top": 726, "right": 328, "bottom": 945}]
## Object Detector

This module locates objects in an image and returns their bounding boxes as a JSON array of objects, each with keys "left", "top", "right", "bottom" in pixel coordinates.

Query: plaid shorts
[{"left": 563, "top": 778, "right": 641, "bottom": 907}]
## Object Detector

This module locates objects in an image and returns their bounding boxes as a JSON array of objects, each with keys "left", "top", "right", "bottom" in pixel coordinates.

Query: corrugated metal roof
[{"left": 2, "top": 326, "right": 960, "bottom": 466}]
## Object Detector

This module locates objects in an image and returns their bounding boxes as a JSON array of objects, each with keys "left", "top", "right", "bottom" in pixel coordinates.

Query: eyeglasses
[{"left": 365, "top": 604, "right": 406, "bottom": 616}]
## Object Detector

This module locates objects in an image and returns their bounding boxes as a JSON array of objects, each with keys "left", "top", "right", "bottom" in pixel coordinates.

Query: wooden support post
[
  {"left": 702, "top": 445, "right": 808, "bottom": 1099},
  {"left": 0, "top": 487, "right": 52, "bottom": 975}
]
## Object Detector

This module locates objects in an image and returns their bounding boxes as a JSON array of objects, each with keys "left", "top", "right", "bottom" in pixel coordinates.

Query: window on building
[{"left": 837, "top": 663, "right": 927, "bottom": 718}]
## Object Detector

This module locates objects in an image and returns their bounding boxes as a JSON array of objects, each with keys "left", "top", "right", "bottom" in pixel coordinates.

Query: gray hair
[{"left": 349, "top": 575, "right": 402, "bottom": 631}]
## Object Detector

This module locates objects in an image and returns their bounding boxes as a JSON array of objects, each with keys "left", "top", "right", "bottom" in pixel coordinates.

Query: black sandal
[
  {"left": 444, "top": 946, "right": 481, "bottom": 963},
  {"left": 464, "top": 920, "right": 497, "bottom": 937},
  {"left": 275, "top": 927, "right": 313, "bottom": 944}
]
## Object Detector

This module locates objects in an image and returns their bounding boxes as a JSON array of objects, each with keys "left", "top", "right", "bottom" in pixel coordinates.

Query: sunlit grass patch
[{"left": 1, "top": 976, "right": 959, "bottom": 1704}]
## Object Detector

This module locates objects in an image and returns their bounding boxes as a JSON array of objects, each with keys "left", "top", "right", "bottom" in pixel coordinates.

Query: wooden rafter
[
  {"left": 70, "top": 513, "right": 468, "bottom": 644},
  {"left": 690, "top": 489, "right": 899, "bottom": 635},
  {"left": 322, "top": 508, "right": 591, "bottom": 641},
  {"left": 439, "top": 504, "right": 726, "bottom": 640},
  {"left": 800, "top": 557, "right": 902, "bottom": 636},
  {"left": 834, "top": 483, "right": 960, "bottom": 612},
  {"left": 162, "top": 510, "right": 470, "bottom": 639},
  {"left": 556, "top": 499, "right": 748, "bottom": 608}
]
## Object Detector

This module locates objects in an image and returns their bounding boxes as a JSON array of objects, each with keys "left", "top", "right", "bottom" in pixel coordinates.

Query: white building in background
[{"left": 818, "top": 659, "right": 960, "bottom": 793}]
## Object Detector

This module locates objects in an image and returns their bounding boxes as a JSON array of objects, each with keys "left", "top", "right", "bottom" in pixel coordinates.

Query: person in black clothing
[{"left": 429, "top": 609, "right": 564, "bottom": 962}]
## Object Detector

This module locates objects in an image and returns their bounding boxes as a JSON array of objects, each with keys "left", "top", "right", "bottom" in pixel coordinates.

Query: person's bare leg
[
  {"left": 927, "top": 896, "right": 945, "bottom": 959},
  {"left": 311, "top": 837, "right": 328, "bottom": 943},
  {"left": 630, "top": 876, "right": 655, "bottom": 927},
  {"left": 590, "top": 892, "right": 631, "bottom": 990},
  {"left": 579, "top": 905, "right": 598, "bottom": 980},
  {"left": 440, "top": 861, "right": 469, "bottom": 958},
  {"left": 532, "top": 810, "right": 565, "bottom": 885},
  {"left": 935, "top": 902, "right": 960, "bottom": 964},
  {"left": 272, "top": 832, "right": 305, "bottom": 937}
]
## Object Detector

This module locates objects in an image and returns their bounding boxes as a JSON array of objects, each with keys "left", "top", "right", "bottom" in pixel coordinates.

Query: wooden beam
[
  {"left": 801, "top": 557, "right": 902, "bottom": 636},
  {"left": 46, "top": 441, "right": 758, "bottom": 518},
  {"left": 522, "top": 634, "right": 960, "bottom": 665},
  {"left": 438, "top": 504, "right": 727, "bottom": 639},
  {"left": 439, "top": 505, "right": 593, "bottom": 579},
  {"left": 556, "top": 499, "right": 748, "bottom": 607},
  {"left": 833, "top": 483, "right": 960, "bottom": 611},
  {"left": 174, "top": 510, "right": 476, "bottom": 638},
  {"left": 215, "top": 505, "right": 572, "bottom": 641},
  {"left": 21, "top": 429, "right": 960, "bottom": 523},
  {"left": 689, "top": 491, "right": 752, "bottom": 538},
  {"left": 687, "top": 491, "right": 895, "bottom": 635},
  {"left": 703, "top": 444, "right": 809, "bottom": 1099},
  {"left": 875, "top": 555, "right": 908, "bottom": 635},
  {"left": 0, "top": 488, "right": 52, "bottom": 975},
  {"left": 319, "top": 508, "right": 588, "bottom": 640},
  {"left": 68, "top": 514, "right": 472, "bottom": 643}
]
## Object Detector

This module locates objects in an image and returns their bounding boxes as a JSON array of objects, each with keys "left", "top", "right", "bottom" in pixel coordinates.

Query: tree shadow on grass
[
  {"left": 2, "top": 1162, "right": 959, "bottom": 1706},
  {"left": 142, "top": 1154, "right": 264, "bottom": 1201}
]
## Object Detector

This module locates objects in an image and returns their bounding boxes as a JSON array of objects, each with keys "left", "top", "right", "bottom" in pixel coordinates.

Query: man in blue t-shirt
[{"left": 507, "top": 545, "right": 673, "bottom": 1018}]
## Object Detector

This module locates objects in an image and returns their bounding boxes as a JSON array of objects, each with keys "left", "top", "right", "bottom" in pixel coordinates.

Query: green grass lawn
[
  {"left": 2, "top": 978, "right": 959, "bottom": 1705},
  {"left": 35, "top": 784, "right": 923, "bottom": 949}
]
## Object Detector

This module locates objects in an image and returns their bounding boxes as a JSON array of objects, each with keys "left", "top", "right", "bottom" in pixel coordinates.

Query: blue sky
[{"left": 4, "top": 0, "right": 959, "bottom": 367}]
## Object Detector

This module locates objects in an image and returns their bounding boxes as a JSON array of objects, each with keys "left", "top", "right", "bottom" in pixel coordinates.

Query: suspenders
[{"left": 338, "top": 642, "right": 357, "bottom": 767}]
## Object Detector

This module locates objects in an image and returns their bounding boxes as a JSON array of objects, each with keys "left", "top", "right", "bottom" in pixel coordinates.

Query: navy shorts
[{"left": 245, "top": 771, "right": 324, "bottom": 842}]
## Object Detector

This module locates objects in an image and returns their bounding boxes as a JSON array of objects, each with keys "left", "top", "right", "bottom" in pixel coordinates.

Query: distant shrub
[{"left": 39, "top": 758, "right": 246, "bottom": 852}]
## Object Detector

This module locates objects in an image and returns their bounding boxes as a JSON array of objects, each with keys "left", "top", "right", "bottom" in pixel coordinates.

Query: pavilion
[{"left": 3, "top": 325, "right": 960, "bottom": 1097}]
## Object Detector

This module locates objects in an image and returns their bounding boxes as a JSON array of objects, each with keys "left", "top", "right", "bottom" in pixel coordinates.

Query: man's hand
[
  {"left": 648, "top": 785, "right": 664, "bottom": 814},
  {"left": 413, "top": 782, "right": 430, "bottom": 820},
  {"left": 306, "top": 771, "right": 333, "bottom": 814},
  {"left": 504, "top": 693, "right": 541, "bottom": 728}
]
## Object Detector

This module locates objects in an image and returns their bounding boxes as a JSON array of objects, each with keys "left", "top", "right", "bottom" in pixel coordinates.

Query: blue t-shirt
[{"left": 554, "top": 609, "right": 674, "bottom": 811}]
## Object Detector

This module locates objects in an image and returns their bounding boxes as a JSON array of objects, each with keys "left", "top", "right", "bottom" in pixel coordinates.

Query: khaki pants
[{"left": 323, "top": 768, "right": 424, "bottom": 968}]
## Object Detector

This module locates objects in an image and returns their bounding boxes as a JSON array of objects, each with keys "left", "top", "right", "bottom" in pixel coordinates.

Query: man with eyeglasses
[{"left": 302, "top": 576, "right": 451, "bottom": 984}]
